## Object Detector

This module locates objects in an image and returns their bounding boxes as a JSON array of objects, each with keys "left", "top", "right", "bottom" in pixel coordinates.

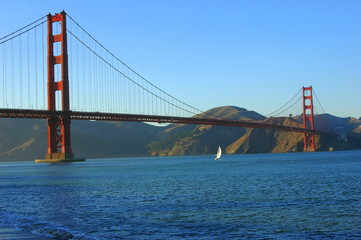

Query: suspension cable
[
  {"left": 66, "top": 13, "right": 205, "bottom": 116},
  {"left": 0, "top": 20, "right": 47, "bottom": 45},
  {"left": 313, "top": 89, "right": 326, "bottom": 114},
  {"left": 265, "top": 88, "right": 302, "bottom": 117},
  {"left": 273, "top": 96, "right": 302, "bottom": 117},
  {"left": 66, "top": 28, "right": 202, "bottom": 116},
  {"left": 0, "top": 15, "right": 47, "bottom": 41}
]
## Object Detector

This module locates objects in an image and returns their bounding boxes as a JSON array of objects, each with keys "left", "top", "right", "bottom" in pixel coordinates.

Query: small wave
[{"left": 0, "top": 211, "right": 93, "bottom": 240}]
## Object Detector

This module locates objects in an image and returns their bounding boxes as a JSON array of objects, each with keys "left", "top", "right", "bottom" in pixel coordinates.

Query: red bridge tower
[
  {"left": 36, "top": 11, "right": 83, "bottom": 162},
  {"left": 46, "top": 11, "right": 73, "bottom": 160},
  {"left": 302, "top": 86, "right": 315, "bottom": 151}
]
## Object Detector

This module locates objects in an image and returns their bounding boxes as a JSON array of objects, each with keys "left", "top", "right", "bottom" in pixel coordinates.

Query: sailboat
[{"left": 214, "top": 146, "right": 222, "bottom": 160}]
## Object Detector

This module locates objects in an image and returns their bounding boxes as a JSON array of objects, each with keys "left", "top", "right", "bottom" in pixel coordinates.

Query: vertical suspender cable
[
  {"left": 94, "top": 43, "right": 97, "bottom": 111},
  {"left": 82, "top": 29, "right": 85, "bottom": 111},
  {"left": 2, "top": 44, "right": 4, "bottom": 107},
  {"left": 114, "top": 59, "right": 117, "bottom": 112},
  {"left": 89, "top": 35, "right": 92, "bottom": 111},
  {"left": 121, "top": 64, "right": 124, "bottom": 113},
  {"left": 108, "top": 53, "right": 111, "bottom": 112},
  {"left": 99, "top": 47, "right": 102, "bottom": 111},
  {"left": 103, "top": 48, "right": 106, "bottom": 111},
  {"left": 128, "top": 69, "right": 131, "bottom": 113},
  {"left": 132, "top": 71, "right": 135, "bottom": 113},
  {"left": 108, "top": 51, "right": 110, "bottom": 112},
  {"left": 19, "top": 36, "right": 22, "bottom": 108},
  {"left": 3, "top": 43, "right": 7, "bottom": 107},
  {"left": 118, "top": 64, "right": 121, "bottom": 113},
  {"left": 81, "top": 28, "right": 86, "bottom": 111},
  {"left": 27, "top": 29, "right": 30, "bottom": 108},
  {"left": 90, "top": 41, "right": 93, "bottom": 111},
  {"left": 142, "top": 77, "right": 145, "bottom": 114},
  {"left": 146, "top": 83, "right": 149, "bottom": 115},
  {"left": 110, "top": 56, "right": 117, "bottom": 113},
  {"left": 105, "top": 51, "right": 108, "bottom": 112},
  {"left": 112, "top": 57, "right": 115, "bottom": 112},
  {"left": 124, "top": 65, "right": 126, "bottom": 113},
  {"left": 87, "top": 35, "right": 91, "bottom": 111},
  {"left": 102, "top": 49, "right": 105, "bottom": 111},
  {"left": 11, "top": 39, "right": 14, "bottom": 108},
  {"left": 76, "top": 26, "right": 79, "bottom": 110},
  {"left": 124, "top": 66, "right": 127, "bottom": 113},
  {"left": 99, "top": 43, "right": 101, "bottom": 112},
  {"left": 108, "top": 52, "right": 111, "bottom": 112},
  {"left": 35, "top": 26, "right": 38, "bottom": 109},
  {"left": 114, "top": 57, "right": 117, "bottom": 112},
  {"left": 113, "top": 59, "right": 116, "bottom": 112}
]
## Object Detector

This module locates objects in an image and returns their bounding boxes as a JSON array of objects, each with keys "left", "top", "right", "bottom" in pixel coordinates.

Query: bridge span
[{"left": 0, "top": 108, "right": 337, "bottom": 136}]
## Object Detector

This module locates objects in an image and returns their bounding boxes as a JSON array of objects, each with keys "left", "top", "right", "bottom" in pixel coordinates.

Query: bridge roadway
[{"left": 0, "top": 108, "right": 337, "bottom": 136}]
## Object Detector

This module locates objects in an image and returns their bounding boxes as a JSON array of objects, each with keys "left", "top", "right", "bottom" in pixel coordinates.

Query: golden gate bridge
[{"left": 0, "top": 11, "right": 337, "bottom": 162}]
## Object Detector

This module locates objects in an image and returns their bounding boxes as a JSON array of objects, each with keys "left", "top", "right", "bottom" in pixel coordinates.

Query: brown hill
[
  {"left": 147, "top": 106, "right": 268, "bottom": 156},
  {"left": 148, "top": 108, "right": 361, "bottom": 156},
  {"left": 227, "top": 118, "right": 304, "bottom": 153},
  {"left": 195, "top": 105, "right": 266, "bottom": 121}
]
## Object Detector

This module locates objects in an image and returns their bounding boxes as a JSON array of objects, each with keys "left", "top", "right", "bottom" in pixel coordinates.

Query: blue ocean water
[{"left": 1, "top": 151, "right": 361, "bottom": 239}]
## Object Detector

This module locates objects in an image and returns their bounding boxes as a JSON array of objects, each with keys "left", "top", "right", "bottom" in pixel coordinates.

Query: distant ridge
[
  {"left": 195, "top": 106, "right": 266, "bottom": 121},
  {"left": 148, "top": 107, "right": 361, "bottom": 156}
]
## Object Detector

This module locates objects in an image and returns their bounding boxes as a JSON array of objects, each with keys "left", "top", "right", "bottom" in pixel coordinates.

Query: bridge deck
[{"left": 0, "top": 109, "right": 337, "bottom": 136}]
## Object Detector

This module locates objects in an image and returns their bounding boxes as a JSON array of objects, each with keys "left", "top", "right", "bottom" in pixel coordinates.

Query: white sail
[{"left": 215, "top": 146, "right": 222, "bottom": 160}]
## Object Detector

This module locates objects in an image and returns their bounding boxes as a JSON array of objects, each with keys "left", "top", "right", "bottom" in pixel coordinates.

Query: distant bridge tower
[
  {"left": 302, "top": 86, "right": 315, "bottom": 151},
  {"left": 44, "top": 11, "right": 74, "bottom": 161}
]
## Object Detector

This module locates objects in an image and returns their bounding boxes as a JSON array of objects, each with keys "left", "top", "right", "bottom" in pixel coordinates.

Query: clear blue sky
[{"left": 1, "top": 0, "right": 360, "bottom": 117}]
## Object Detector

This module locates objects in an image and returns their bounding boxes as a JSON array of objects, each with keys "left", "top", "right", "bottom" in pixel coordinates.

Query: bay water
[{"left": 1, "top": 151, "right": 361, "bottom": 239}]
